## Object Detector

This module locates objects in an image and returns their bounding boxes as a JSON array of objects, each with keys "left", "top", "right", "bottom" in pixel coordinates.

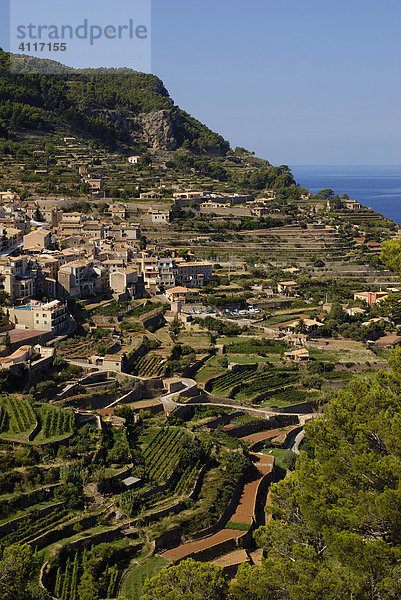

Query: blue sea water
[{"left": 291, "top": 165, "right": 401, "bottom": 225}]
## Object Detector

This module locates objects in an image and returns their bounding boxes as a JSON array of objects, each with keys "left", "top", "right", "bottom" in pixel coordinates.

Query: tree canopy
[
  {"left": 140, "top": 558, "right": 228, "bottom": 600},
  {"left": 0, "top": 49, "right": 230, "bottom": 154},
  {"left": 0, "top": 544, "right": 48, "bottom": 600},
  {"left": 381, "top": 238, "right": 401, "bottom": 277},
  {"left": 231, "top": 347, "right": 401, "bottom": 600}
]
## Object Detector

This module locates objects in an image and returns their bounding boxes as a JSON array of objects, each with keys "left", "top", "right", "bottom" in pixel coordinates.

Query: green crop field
[
  {"left": 143, "top": 427, "right": 190, "bottom": 484},
  {"left": 175, "top": 461, "right": 201, "bottom": 496},
  {"left": 0, "top": 395, "right": 37, "bottom": 440},
  {"left": 35, "top": 405, "right": 75, "bottom": 443},
  {"left": 233, "top": 370, "right": 299, "bottom": 401},
  {"left": 206, "top": 365, "right": 258, "bottom": 396},
  {"left": 195, "top": 358, "right": 225, "bottom": 384},
  {"left": 53, "top": 542, "right": 128, "bottom": 600},
  {"left": 132, "top": 355, "right": 167, "bottom": 377},
  {"left": 261, "top": 388, "right": 310, "bottom": 408},
  {"left": 1, "top": 506, "right": 70, "bottom": 547},
  {"left": 121, "top": 556, "right": 169, "bottom": 600},
  {"left": 0, "top": 395, "right": 75, "bottom": 444}
]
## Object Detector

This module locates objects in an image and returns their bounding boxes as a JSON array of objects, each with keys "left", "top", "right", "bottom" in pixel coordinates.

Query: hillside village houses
[
  {"left": 8, "top": 300, "right": 70, "bottom": 334},
  {"left": 148, "top": 209, "right": 170, "bottom": 224},
  {"left": 353, "top": 291, "right": 389, "bottom": 307},
  {"left": 277, "top": 280, "right": 299, "bottom": 295},
  {"left": 23, "top": 229, "right": 53, "bottom": 253},
  {"left": 0, "top": 190, "right": 220, "bottom": 343},
  {"left": 1, "top": 185, "right": 394, "bottom": 359},
  {"left": 84, "top": 176, "right": 103, "bottom": 193},
  {"left": 165, "top": 286, "right": 199, "bottom": 303}
]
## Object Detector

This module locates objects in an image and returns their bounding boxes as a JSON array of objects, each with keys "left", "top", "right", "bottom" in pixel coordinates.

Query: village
[
  {"left": 1, "top": 142, "right": 401, "bottom": 597},
  {"left": 0, "top": 172, "right": 399, "bottom": 375},
  {"left": 1, "top": 4, "right": 401, "bottom": 596}
]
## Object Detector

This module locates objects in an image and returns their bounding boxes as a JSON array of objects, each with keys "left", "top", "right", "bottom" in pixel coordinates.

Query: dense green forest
[{"left": 0, "top": 49, "right": 229, "bottom": 153}]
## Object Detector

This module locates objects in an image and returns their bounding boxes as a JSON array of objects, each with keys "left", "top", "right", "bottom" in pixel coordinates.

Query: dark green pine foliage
[
  {"left": 232, "top": 346, "right": 401, "bottom": 600},
  {"left": 0, "top": 49, "right": 230, "bottom": 154}
]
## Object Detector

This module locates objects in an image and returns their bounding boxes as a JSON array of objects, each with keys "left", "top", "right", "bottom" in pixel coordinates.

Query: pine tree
[
  {"left": 77, "top": 570, "right": 100, "bottom": 600},
  {"left": 60, "top": 557, "right": 71, "bottom": 600},
  {"left": 54, "top": 567, "right": 62, "bottom": 598}
]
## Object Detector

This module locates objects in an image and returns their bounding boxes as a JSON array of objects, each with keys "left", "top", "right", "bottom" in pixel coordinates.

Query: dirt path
[
  {"left": 230, "top": 455, "right": 274, "bottom": 525},
  {"left": 160, "top": 455, "right": 274, "bottom": 562},
  {"left": 160, "top": 528, "right": 242, "bottom": 562}
]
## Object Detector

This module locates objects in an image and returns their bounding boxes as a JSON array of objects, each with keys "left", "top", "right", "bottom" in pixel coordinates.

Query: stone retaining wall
[
  {"left": 154, "top": 526, "right": 182, "bottom": 552},
  {"left": 190, "top": 476, "right": 246, "bottom": 541},
  {"left": 0, "top": 501, "right": 64, "bottom": 537},
  {"left": 28, "top": 513, "right": 99, "bottom": 550},
  {"left": 188, "top": 538, "right": 237, "bottom": 562},
  {"left": 0, "top": 484, "right": 60, "bottom": 518}
]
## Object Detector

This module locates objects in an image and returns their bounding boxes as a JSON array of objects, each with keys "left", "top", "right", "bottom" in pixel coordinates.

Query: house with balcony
[
  {"left": 8, "top": 300, "right": 70, "bottom": 334},
  {"left": 277, "top": 280, "right": 299, "bottom": 296},
  {"left": 353, "top": 291, "right": 389, "bottom": 307}
]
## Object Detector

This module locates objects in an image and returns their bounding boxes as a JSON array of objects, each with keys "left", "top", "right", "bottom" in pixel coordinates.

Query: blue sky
[{"left": 1, "top": 0, "right": 400, "bottom": 165}]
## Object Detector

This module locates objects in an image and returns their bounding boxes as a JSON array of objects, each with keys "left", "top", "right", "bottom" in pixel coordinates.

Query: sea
[{"left": 291, "top": 165, "right": 401, "bottom": 225}]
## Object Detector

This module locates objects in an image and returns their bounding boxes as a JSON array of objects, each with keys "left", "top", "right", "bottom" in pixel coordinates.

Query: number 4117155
[{"left": 18, "top": 43, "right": 67, "bottom": 52}]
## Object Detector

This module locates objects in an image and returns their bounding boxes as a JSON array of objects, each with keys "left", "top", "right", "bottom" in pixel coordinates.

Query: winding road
[
  {"left": 159, "top": 383, "right": 317, "bottom": 419},
  {"left": 64, "top": 360, "right": 317, "bottom": 422}
]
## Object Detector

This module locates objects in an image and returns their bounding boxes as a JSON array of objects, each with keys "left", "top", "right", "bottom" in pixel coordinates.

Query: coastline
[{"left": 291, "top": 164, "right": 401, "bottom": 224}]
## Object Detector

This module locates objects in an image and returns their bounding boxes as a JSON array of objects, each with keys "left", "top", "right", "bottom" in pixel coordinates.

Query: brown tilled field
[
  {"left": 240, "top": 425, "right": 299, "bottom": 446},
  {"left": 213, "top": 548, "right": 249, "bottom": 567},
  {"left": 160, "top": 454, "right": 274, "bottom": 562}
]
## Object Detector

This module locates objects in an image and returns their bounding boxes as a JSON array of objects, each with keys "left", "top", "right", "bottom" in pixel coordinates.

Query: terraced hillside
[{"left": 0, "top": 395, "right": 74, "bottom": 444}]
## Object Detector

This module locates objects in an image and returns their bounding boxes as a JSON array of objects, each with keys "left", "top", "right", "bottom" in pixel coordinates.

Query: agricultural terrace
[
  {"left": 205, "top": 365, "right": 300, "bottom": 403},
  {"left": 142, "top": 427, "right": 192, "bottom": 484},
  {"left": 131, "top": 355, "right": 167, "bottom": 377},
  {"left": 0, "top": 395, "right": 74, "bottom": 443},
  {"left": 0, "top": 395, "right": 36, "bottom": 441}
]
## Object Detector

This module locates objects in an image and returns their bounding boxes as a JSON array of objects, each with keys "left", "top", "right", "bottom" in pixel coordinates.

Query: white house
[
  {"left": 128, "top": 156, "right": 141, "bottom": 164},
  {"left": 149, "top": 210, "right": 170, "bottom": 224}
]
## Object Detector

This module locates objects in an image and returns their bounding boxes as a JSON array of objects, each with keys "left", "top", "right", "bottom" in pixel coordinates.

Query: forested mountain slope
[{"left": 0, "top": 49, "right": 229, "bottom": 153}]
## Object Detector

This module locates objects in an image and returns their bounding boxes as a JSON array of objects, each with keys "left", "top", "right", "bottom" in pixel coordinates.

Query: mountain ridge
[{"left": 0, "top": 49, "right": 230, "bottom": 154}]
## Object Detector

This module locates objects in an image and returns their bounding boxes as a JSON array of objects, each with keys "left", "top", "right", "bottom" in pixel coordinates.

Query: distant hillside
[{"left": 0, "top": 50, "right": 230, "bottom": 154}]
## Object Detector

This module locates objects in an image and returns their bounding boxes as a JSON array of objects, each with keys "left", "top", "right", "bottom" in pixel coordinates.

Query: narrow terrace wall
[
  {"left": 28, "top": 513, "right": 99, "bottom": 550},
  {"left": 0, "top": 502, "right": 64, "bottom": 537},
  {"left": 154, "top": 527, "right": 182, "bottom": 552},
  {"left": 189, "top": 476, "right": 246, "bottom": 541},
  {"left": 0, "top": 484, "right": 61, "bottom": 517}
]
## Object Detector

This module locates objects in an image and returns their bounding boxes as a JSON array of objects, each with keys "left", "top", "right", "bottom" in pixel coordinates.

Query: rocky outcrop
[
  {"left": 88, "top": 107, "right": 180, "bottom": 150},
  {"left": 136, "top": 109, "right": 179, "bottom": 150}
]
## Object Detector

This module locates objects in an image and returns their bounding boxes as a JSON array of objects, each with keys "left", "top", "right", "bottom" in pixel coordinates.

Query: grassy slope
[{"left": 120, "top": 556, "right": 169, "bottom": 599}]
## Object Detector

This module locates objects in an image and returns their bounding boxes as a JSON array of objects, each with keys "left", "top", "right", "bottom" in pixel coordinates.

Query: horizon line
[{"left": 290, "top": 164, "right": 401, "bottom": 167}]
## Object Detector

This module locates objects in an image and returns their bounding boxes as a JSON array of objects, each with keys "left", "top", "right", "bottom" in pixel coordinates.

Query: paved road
[
  {"left": 291, "top": 430, "right": 305, "bottom": 454},
  {"left": 0, "top": 241, "right": 23, "bottom": 258},
  {"left": 64, "top": 359, "right": 114, "bottom": 372},
  {"left": 104, "top": 388, "right": 138, "bottom": 410},
  {"left": 161, "top": 393, "right": 317, "bottom": 420},
  {"left": 159, "top": 378, "right": 197, "bottom": 405},
  {"left": 65, "top": 363, "right": 318, "bottom": 422}
]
